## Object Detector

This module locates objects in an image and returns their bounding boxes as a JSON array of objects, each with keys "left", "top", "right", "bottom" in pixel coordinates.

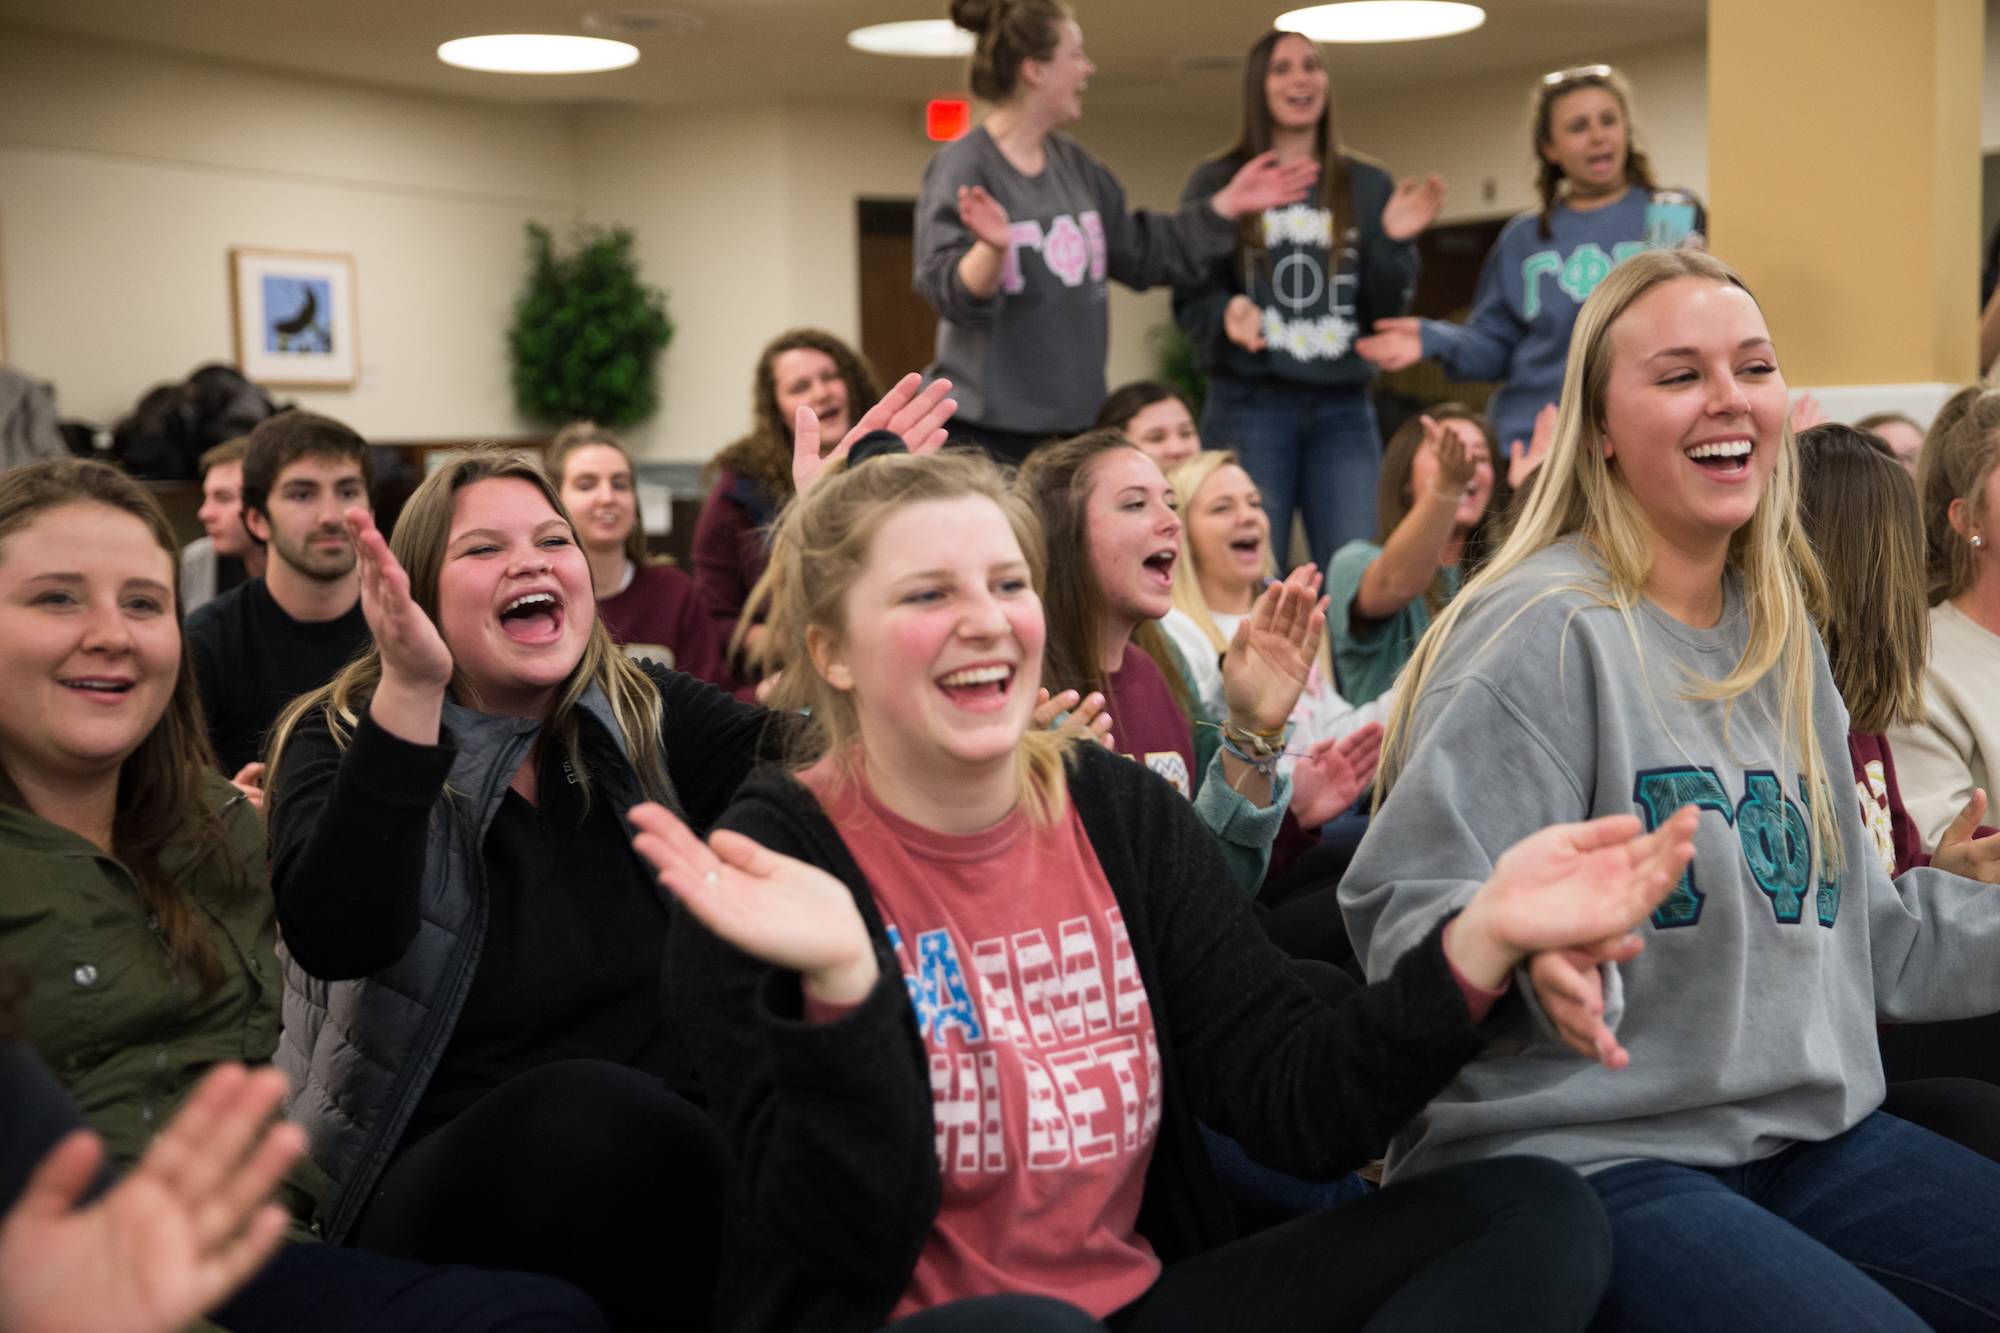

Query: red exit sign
[{"left": 926, "top": 98, "right": 971, "bottom": 141}]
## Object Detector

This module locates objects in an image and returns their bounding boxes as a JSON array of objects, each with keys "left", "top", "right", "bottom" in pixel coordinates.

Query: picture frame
[{"left": 229, "top": 247, "right": 358, "bottom": 387}]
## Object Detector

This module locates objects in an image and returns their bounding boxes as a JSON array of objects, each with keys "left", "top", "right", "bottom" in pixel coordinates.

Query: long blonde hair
[
  {"left": 745, "top": 449, "right": 1074, "bottom": 823},
  {"left": 1378, "top": 248, "right": 1841, "bottom": 872},
  {"left": 266, "top": 447, "right": 674, "bottom": 811}
]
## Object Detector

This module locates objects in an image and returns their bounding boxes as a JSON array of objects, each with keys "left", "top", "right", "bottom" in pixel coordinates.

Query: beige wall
[{"left": 0, "top": 26, "right": 578, "bottom": 438}]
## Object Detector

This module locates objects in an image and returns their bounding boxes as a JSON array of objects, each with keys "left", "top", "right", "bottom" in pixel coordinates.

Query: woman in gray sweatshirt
[{"left": 1343, "top": 248, "right": 2000, "bottom": 1331}]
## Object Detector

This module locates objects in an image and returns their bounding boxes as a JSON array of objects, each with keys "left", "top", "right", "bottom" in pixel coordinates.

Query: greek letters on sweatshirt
[
  {"left": 1174, "top": 155, "right": 1416, "bottom": 389},
  {"left": 1417, "top": 187, "right": 1700, "bottom": 455},
  {"left": 915, "top": 127, "right": 1236, "bottom": 435},
  {"left": 1340, "top": 540, "right": 2000, "bottom": 1180}
]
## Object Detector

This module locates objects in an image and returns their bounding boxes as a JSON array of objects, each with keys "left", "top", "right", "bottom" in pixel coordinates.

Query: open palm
[
  {"left": 792, "top": 373, "right": 959, "bottom": 495},
  {"left": 1222, "top": 567, "right": 1326, "bottom": 734},
  {"left": 346, "top": 506, "right": 452, "bottom": 689},
  {"left": 1480, "top": 809, "right": 1697, "bottom": 952},
  {"left": 1289, "top": 723, "right": 1382, "bottom": 828}
]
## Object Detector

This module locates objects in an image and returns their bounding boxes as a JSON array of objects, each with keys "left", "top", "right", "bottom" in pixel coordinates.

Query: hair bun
[{"left": 949, "top": 0, "right": 997, "bottom": 34}]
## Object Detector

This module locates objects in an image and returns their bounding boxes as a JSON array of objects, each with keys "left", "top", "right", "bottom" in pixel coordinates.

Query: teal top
[{"left": 1326, "top": 539, "right": 1461, "bottom": 707}]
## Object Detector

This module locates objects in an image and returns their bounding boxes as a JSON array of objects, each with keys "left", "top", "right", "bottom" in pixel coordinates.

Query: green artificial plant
[
  {"left": 509, "top": 222, "right": 674, "bottom": 428},
  {"left": 1151, "top": 320, "right": 1208, "bottom": 418}
]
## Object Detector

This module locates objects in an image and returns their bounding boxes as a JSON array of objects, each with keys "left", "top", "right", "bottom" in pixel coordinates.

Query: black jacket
[{"left": 667, "top": 742, "right": 1489, "bottom": 1332}]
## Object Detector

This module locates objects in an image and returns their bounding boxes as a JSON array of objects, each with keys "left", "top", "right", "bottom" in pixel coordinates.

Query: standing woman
[
  {"left": 694, "top": 329, "right": 879, "bottom": 683},
  {"left": 918, "top": 0, "right": 1317, "bottom": 465},
  {"left": 1355, "top": 65, "right": 1699, "bottom": 460},
  {"left": 549, "top": 422, "right": 729, "bottom": 687},
  {"left": 632, "top": 448, "right": 1698, "bottom": 1333},
  {"left": 1176, "top": 29, "right": 1444, "bottom": 564}
]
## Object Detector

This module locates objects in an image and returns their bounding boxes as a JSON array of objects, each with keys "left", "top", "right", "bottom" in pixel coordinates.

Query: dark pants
[
  {"left": 0, "top": 1043, "right": 601, "bottom": 1333},
  {"left": 1587, "top": 1110, "right": 2000, "bottom": 1330},
  {"left": 352, "top": 1059, "right": 727, "bottom": 1333}
]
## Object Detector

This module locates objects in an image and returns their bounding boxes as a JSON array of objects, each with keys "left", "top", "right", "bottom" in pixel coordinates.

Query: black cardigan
[{"left": 665, "top": 743, "right": 1491, "bottom": 1333}]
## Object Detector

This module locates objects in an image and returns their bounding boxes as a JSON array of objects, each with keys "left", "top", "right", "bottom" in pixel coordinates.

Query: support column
[{"left": 1708, "top": 0, "right": 1983, "bottom": 406}]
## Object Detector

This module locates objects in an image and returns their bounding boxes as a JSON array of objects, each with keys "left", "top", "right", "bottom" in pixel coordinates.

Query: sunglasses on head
[{"left": 1541, "top": 63, "right": 1614, "bottom": 87}]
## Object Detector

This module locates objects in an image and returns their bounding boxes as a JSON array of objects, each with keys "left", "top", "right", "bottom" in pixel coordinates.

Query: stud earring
[{"left": 1974, "top": 534, "right": 1986, "bottom": 549}]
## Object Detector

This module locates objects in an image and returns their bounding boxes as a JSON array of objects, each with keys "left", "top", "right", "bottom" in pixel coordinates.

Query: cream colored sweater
[{"left": 1888, "top": 600, "right": 2000, "bottom": 851}]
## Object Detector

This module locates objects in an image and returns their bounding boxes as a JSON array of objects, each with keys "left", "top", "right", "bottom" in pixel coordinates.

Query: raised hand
[
  {"left": 792, "top": 373, "right": 959, "bottom": 496},
  {"left": 345, "top": 507, "right": 451, "bottom": 692},
  {"left": 1381, "top": 173, "right": 1447, "bottom": 242},
  {"left": 1528, "top": 935, "right": 1647, "bottom": 1068},
  {"left": 1222, "top": 566, "right": 1328, "bottom": 735},
  {"left": 0, "top": 1064, "right": 303, "bottom": 1333},
  {"left": 1289, "top": 722, "right": 1383, "bottom": 828},
  {"left": 957, "top": 185, "right": 1014, "bottom": 251},
  {"left": 1932, "top": 789, "right": 2000, "bottom": 884},
  {"left": 1223, "top": 295, "right": 1268, "bottom": 353},
  {"left": 1424, "top": 415, "right": 1477, "bottom": 497},
  {"left": 1354, "top": 317, "right": 1423, "bottom": 372},
  {"left": 1033, "top": 687, "right": 1115, "bottom": 751},
  {"left": 1445, "top": 806, "right": 1700, "bottom": 990},
  {"left": 630, "top": 802, "right": 880, "bottom": 1004},
  {"left": 1212, "top": 151, "right": 1320, "bottom": 219},
  {"left": 1507, "top": 403, "right": 1558, "bottom": 490},
  {"left": 1788, "top": 391, "right": 1826, "bottom": 433}
]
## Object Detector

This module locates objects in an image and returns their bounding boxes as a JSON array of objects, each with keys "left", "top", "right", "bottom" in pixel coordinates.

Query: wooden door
[{"left": 856, "top": 198, "right": 939, "bottom": 383}]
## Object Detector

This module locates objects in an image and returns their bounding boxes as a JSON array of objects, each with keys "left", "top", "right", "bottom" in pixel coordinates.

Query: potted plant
[{"left": 509, "top": 222, "right": 674, "bottom": 428}]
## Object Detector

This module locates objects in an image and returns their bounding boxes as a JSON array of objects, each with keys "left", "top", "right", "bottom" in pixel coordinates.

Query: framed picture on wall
[{"left": 230, "top": 247, "right": 357, "bottom": 387}]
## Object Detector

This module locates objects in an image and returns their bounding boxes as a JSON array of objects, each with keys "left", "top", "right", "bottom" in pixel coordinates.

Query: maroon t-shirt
[
  {"left": 1103, "top": 644, "right": 1195, "bottom": 799},
  {"left": 1851, "top": 730, "right": 1999, "bottom": 874},
  {"left": 596, "top": 562, "right": 732, "bottom": 689}
]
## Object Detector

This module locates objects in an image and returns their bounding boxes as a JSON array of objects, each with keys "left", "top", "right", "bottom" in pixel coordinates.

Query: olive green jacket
[{"left": 0, "top": 775, "right": 284, "bottom": 1171}]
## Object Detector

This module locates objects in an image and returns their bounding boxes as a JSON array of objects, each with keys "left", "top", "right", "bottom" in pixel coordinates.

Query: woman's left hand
[
  {"left": 1221, "top": 565, "right": 1328, "bottom": 735},
  {"left": 1381, "top": 173, "right": 1447, "bottom": 242},
  {"left": 1932, "top": 789, "right": 2000, "bottom": 883},
  {"left": 792, "top": 373, "right": 959, "bottom": 495},
  {"left": 1288, "top": 722, "right": 1383, "bottom": 828},
  {"left": 1212, "top": 151, "right": 1320, "bottom": 220}
]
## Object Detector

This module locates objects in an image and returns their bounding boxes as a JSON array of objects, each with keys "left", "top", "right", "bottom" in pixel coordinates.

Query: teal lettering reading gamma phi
[{"left": 1631, "top": 768, "right": 1841, "bottom": 930}]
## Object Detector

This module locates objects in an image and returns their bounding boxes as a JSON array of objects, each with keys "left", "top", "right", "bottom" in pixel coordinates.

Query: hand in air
[
  {"left": 630, "top": 802, "right": 880, "bottom": 1005},
  {"left": 1788, "top": 391, "right": 1826, "bottom": 433},
  {"left": 1933, "top": 789, "right": 2000, "bottom": 884},
  {"left": 1033, "top": 687, "right": 1115, "bottom": 751},
  {"left": 957, "top": 185, "right": 1014, "bottom": 251},
  {"left": 346, "top": 507, "right": 452, "bottom": 691},
  {"left": 1222, "top": 295, "right": 1268, "bottom": 353},
  {"left": 792, "top": 374, "right": 959, "bottom": 496},
  {"left": 1213, "top": 151, "right": 1320, "bottom": 219},
  {"left": 1425, "top": 415, "right": 1477, "bottom": 496},
  {"left": 1508, "top": 404, "right": 1558, "bottom": 490},
  {"left": 0, "top": 1064, "right": 302, "bottom": 1333},
  {"left": 1222, "top": 566, "right": 1328, "bottom": 735},
  {"left": 1447, "top": 806, "right": 1700, "bottom": 995},
  {"left": 1381, "top": 173, "right": 1447, "bottom": 242},
  {"left": 1353, "top": 317, "right": 1422, "bottom": 372},
  {"left": 1288, "top": 722, "right": 1383, "bottom": 828}
]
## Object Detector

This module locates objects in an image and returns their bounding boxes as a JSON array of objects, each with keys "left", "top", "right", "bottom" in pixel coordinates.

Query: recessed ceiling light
[
  {"left": 847, "top": 20, "right": 976, "bottom": 58},
  {"left": 1275, "top": 2, "right": 1485, "bottom": 43},
  {"left": 437, "top": 34, "right": 640, "bottom": 74}
]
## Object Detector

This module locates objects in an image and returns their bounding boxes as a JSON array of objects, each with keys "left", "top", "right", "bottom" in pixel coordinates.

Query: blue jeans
[
  {"left": 1200, "top": 378, "right": 1382, "bottom": 567},
  {"left": 1588, "top": 1111, "right": 2000, "bottom": 1331}
]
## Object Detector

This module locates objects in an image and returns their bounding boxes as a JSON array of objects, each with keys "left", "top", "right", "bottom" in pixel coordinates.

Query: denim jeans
[
  {"left": 1200, "top": 377, "right": 1382, "bottom": 567},
  {"left": 1587, "top": 1110, "right": 2000, "bottom": 1331}
]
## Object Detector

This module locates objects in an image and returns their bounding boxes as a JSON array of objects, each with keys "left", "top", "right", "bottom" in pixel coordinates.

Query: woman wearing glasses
[{"left": 1355, "top": 65, "right": 1701, "bottom": 464}]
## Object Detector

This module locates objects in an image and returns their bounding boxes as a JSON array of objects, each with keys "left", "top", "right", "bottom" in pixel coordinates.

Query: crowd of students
[{"left": 6, "top": 5, "right": 2000, "bottom": 1332}]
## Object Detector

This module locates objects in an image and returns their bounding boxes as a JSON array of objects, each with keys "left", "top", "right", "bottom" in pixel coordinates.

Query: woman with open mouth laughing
[
  {"left": 263, "top": 380, "right": 956, "bottom": 1331},
  {"left": 630, "top": 446, "right": 1693, "bottom": 1332}
]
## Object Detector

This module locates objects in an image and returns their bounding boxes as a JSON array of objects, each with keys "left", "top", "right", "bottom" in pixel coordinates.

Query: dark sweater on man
[{"left": 186, "top": 577, "right": 370, "bottom": 774}]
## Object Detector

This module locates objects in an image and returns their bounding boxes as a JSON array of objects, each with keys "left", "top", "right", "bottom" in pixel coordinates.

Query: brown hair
[
  {"left": 240, "top": 410, "right": 375, "bottom": 522},
  {"left": 1796, "top": 424, "right": 1927, "bottom": 733},
  {"left": 0, "top": 460, "right": 244, "bottom": 993},
  {"left": 267, "top": 447, "right": 674, "bottom": 813},
  {"left": 1220, "top": 30, "right": 1356, "bottom": 285},
  {"left": 1916, "top": 386, "right": 2000, "bottom": 605},
  {"left": 1095, "top": 380, "right": 1191, "bottom": 433},
  {"left": 547, "top": 421, "right": 648, "bottom": 567},
  {"left": 1854, "top": 410, "right": 1922, "bottom": 439},
  {"left": 747, "top": 449, "right": 1071, "bottom": 821},
  {"left": 1016, "top": 431, "right": 1196, "bottom": 716},
  {"left": 710, "top": 329, "right": 880, "bottom": 512},
  {"left": 1373, "top": 404, "right": 1497, "bottom": 615},
  {"left": 1532, "top": 66, "right": 1657, "bottom": 240},
  {"left": 197, "top": 435, "right": 252, "bottom": 478},
  {"left": 950, "top": 0, "right": 1069, "bottom": 103}
]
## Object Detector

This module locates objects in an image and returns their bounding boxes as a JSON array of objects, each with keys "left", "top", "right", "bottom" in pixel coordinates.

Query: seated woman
[
  {"left": 1888, "top": 386, "right": 2000, "bottom": 853},
  {"left": 1343, "top": 248, "right": 2000, "bottom": 1329},
  {"left": 1017, "top": 431, "right": 1364, "bottom": 890},
  {"left": 1095, "top": 381, "right": 1202, "bottom": 473},
  {"left": 547, "top": 421, "right": 729, "bottom": 686},
  {"left": 693, "top": 329, "right": 880, "bottom": 684},
  {"left": 633, "top": 446, "right": 1696, "bottom": 1332},
  {"left": 1325, "top": 407, "right": 1497, "bottom": 706},
  {"left": 0, "top": 458, "right": 602, "bottom": 1332}
]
